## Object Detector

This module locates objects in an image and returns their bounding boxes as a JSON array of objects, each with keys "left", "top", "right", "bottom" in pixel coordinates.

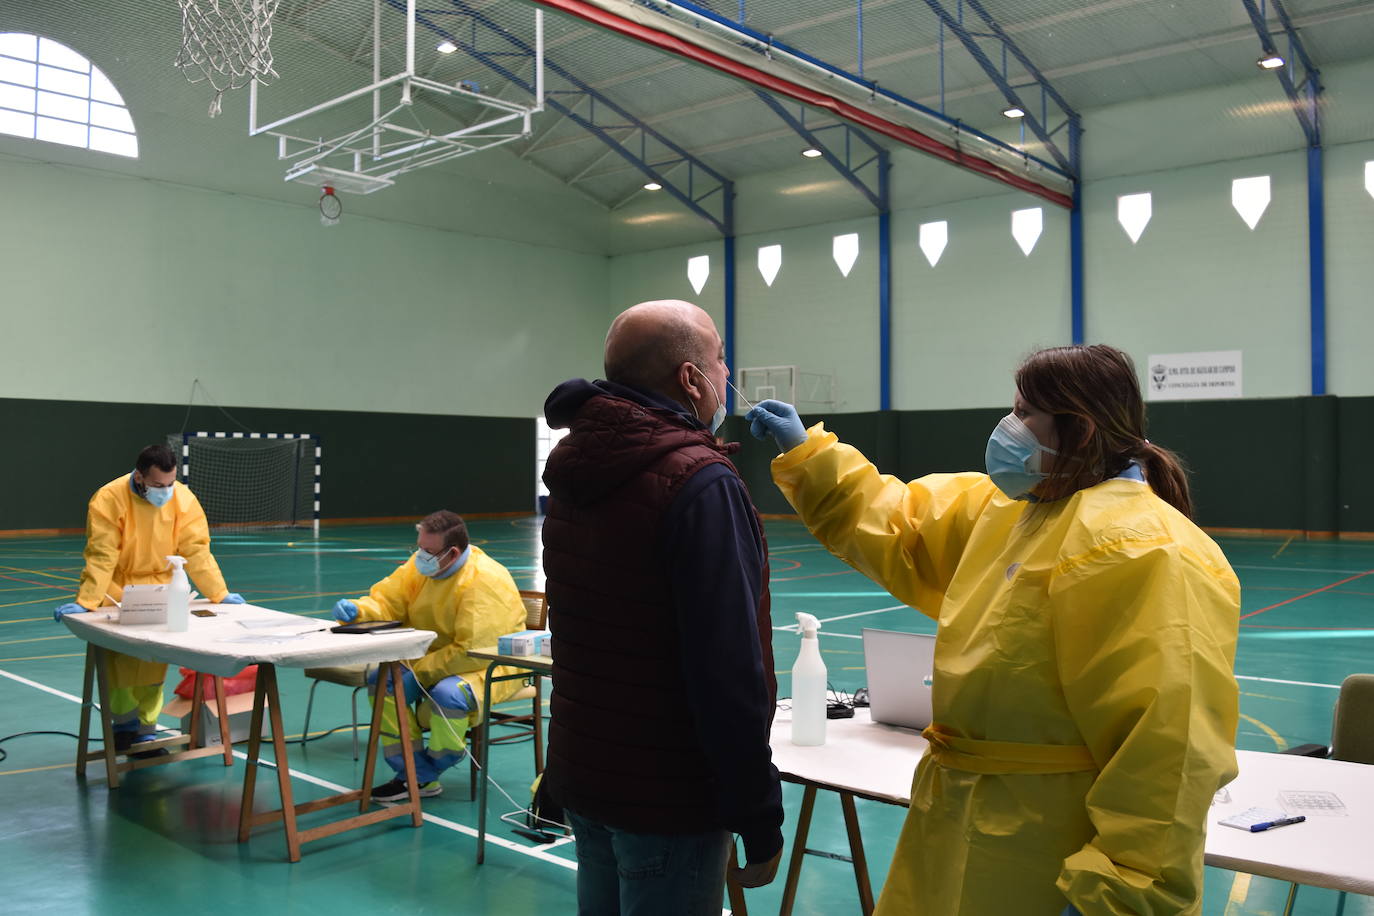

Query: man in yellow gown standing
[{"left": 54, "top": 444, "right": 246, "bottom": 757}]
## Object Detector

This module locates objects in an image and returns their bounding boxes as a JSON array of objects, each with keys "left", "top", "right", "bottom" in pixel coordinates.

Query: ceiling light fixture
[
  {"left": 436, "top": 40, "right": 458, "bottom": 54},
  {"left": 800, "top": 147, "right": 824, "bottom": 158},
  {"left": 1001, "top": 106, "right": 1025, "bottom": 119},
  {"left": 1257, "top": 53, "right": 1285, "bottom": 70},
  {"left": 643, "top": 181, "right": 662, "bottom": 191}
]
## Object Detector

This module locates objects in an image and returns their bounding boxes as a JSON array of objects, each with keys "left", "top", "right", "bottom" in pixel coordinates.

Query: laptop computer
[{"left": 862, "top": 628, "right": 936, "bottom": 730}]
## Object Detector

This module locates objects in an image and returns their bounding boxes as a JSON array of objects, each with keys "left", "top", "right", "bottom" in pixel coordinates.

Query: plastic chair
[
  {"left": 301, "top": 664, "right": 368, "bottom": 759},
  {"left": 1279, "top": 673, "right": 1374, "bottom": 915}
]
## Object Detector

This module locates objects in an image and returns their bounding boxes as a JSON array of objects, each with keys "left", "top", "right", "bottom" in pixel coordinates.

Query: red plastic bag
[{"left": 174, "top": 665, "right": 258, "bottom": 701}]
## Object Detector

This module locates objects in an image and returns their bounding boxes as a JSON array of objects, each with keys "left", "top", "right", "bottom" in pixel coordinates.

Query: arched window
[{"left": 0, "top": 33, "right": 138, "bottom": 158}]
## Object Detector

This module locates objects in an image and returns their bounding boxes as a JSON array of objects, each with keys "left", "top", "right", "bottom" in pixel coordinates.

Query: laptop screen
[{"left": 862, "top": 628, "right": 936, "bottom": 730}]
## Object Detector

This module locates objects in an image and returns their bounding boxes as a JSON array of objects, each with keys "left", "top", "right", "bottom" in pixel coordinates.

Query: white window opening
[
  {"left": 1231, "top": 175, "right": 1271, "bottom": 230},
  {"left": 687, "top": 255, "right": 710, "bottom": 295},
  {"left": 918, "top": 220, "right": 948, "bottom": 267},
  {"left": 757, "top": 244, "right": 782, "bottom": 287},
  {"left": 1010, "top": 207, "right": 1043, "bottom": 256},
  {"left": 1365, "top": 161, "right": 1374, "bottom": 201},
  {"left": 535, "top": 417, "right": 569, "bottom": 512},
  {"left": 1117, "top": 192, "right": 1152, "bottom": 244},
  {"left": 0, "top": 33, "right": 138, "bottom": 158},
  {"left": 832, "top": 233, "right": 860, "bottom": 277}
]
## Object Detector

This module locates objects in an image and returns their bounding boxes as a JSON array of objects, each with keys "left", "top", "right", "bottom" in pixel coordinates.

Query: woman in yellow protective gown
[{"left": 747, "top": 345, "right": 1239, "bottom": 915}]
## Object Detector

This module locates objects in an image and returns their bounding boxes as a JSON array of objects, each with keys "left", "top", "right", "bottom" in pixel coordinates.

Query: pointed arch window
[{"left": 0, "top": 33, "right": 138, "bottom": 158}]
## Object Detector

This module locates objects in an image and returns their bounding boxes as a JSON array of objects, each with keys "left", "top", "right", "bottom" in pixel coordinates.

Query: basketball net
[{"left": 175, "top": 0, "right": 282, "bottom": 117}]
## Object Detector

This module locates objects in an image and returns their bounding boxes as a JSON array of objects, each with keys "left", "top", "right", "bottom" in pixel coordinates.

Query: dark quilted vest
[{"left": 541, "top": 393, "right": 774, "bottom": 834}]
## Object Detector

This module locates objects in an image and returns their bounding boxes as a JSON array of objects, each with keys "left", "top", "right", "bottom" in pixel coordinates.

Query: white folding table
[
  {"left": 769, "top": 709, "right": 1374, "bottom": 915},
  {"left": 63, "top": 603, "right": 436, "bottom": 861}
]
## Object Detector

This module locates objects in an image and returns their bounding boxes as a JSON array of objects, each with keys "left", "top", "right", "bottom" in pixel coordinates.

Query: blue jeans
[{"left": 566, "top": 810, "right": 732, "bottom": 916}]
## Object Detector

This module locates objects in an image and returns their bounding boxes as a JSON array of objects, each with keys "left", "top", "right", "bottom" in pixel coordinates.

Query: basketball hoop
[
  {"left": 319, "top": 186, "right": 341, "bottom": 227},
  {"left": 175, "top": 0, "right": 282, "bottom": 118}
]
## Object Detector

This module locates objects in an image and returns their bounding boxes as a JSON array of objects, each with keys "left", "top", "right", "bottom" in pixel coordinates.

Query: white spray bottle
[
  {"left": 165, "top": 555, "right": 190, "bottom": 633},
  {"left": 791, "top": 612, "right": 827, "bottom": 746}
]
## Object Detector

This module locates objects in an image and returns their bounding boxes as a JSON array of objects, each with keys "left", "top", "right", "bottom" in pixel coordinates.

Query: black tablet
[{"left": 330, "top": 619, "right": 403, "bottom": 634}]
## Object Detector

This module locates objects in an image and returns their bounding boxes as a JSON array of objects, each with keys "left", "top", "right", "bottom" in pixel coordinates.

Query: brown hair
[
  {"left": 418, "top": 510, "right": 469, "bottom": 553},
  {"left": 1014, "top": 344, "right": 1193, "bottom": 518}
]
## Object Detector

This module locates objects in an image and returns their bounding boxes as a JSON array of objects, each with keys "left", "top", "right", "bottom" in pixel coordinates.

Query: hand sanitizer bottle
[
  {"left": 791, "top": 612, "right": 827, "bottom": 746},
  {"left": 165, "top": 555, "right": 190, "bottom": 633}
]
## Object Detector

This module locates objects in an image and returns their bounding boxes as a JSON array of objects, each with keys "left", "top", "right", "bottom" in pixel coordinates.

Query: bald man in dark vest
[{"left": 541, "top": 300, "right": 783, "bottom": 914}]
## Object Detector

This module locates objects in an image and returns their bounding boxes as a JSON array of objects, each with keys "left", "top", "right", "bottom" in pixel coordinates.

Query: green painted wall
[
  {"left": 0, "top": 397, "right": 534, "bottom": 530},
  {"left": 0, "top": 159, "right": 609, "bottom": 419}
]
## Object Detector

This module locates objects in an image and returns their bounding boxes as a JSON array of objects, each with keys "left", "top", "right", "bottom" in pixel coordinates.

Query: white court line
[
  {"left": 815, "top": 604, "right": 910, "bottom": 625},
  {"left": 1235, "top": 675, "right": 1340, "bottom": 690},
  {"left": 224, "top": 748, "right": 578, "bottom": 869},
  {"left": 0, "top": 665, "right": 578, "bottom": 870},
  {"left": 1232, "top": 565, "right": 1369, "bottom": 575},
  {"left": 772, "top": 625, "right": 862, "bottom": 640}
]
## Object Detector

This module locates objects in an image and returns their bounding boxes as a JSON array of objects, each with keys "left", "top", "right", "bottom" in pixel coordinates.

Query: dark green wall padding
[
  {"left": 3, "top": 395, "right": 1367, "bottom": 534},
  {"left": 0, "top": 398, "right": 534, "bottom": 530},
  {"left": 725, "top": 395, "right": 1368, "bottom": 535}
]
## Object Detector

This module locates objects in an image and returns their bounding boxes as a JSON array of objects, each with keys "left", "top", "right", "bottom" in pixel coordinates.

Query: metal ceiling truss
[
  {"left": 920, "top": 0, "right": 1080, "bottom": 180},
  {"left": 754, "top": 92, "right": 888, "bottom": 212},
  {"left": 1240, "top": 0, "right": 1321, "bottom": 146},
  {"left": 536, "top": 0, "right": 1071, "bottom": 207},
  {"left": 1241, "top": 0, "right": 1326, "bottom": 395},
  {"left": 396, "top": 0, "right": 733, "bottom": 234}
]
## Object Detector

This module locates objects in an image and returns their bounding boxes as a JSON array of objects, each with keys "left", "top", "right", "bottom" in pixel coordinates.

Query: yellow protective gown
[
  {"left": 353, "top": 544, "right": 528, "bottom": 715},
  {"left": 772, "top": 425, "right": 1239, "bottom": 916},
  {"left": 76, "top": 474, "right": 229, "bottom": 687}
]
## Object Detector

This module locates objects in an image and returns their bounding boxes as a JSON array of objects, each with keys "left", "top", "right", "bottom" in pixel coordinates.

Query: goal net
[{"left": 168, "top": 433, "right": 320, "bottom": 534}]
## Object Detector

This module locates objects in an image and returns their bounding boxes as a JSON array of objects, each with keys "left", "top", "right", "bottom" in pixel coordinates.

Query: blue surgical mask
[
  {"left": 144, "top": 483, "right": 174, "bottom": 507},
  {"left": 985, "top": 413, "right": 1058, "bottom": 500},
  {"left": 692, "top": 365, "right": 727, "bottom": 435},
  {"left": 414, "top": 545, "right": 470, "bottom": 578}
]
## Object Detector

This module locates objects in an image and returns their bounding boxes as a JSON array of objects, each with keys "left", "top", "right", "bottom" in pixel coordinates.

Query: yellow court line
[
  {"left": 0, "top": 597, "right": 60, "bottom": 610},
  {"left": 1239, "top": 712, "right": 1288, "bottom": 751},
  {"left": 0, "top": 565, "right": 80, "bottom": 584},
  {"left": 0, "top": 652, "right": 84, "bottom": 662},
  {"left": 0, "top": 762, "right": 70, "bottom": 777},
  {"left": 1222, "top": 872, "right": 1252, "bottom": 916},
  {"left": 0, "top": 617, "right": 51, "bottom": 625},
  {"left": 0, "top": 634, "right": 74, "bottom": 647}
]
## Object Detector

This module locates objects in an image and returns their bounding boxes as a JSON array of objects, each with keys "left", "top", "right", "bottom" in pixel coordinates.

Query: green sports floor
[{"left": 1, "top": 518, "right": 1370, "bottom": 915}]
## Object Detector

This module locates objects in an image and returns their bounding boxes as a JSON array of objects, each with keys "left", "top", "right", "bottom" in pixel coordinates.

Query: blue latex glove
[
  {"left": 365, "top": 665, "right": 420, "bottom": 704},
  {"left": 221, "top": 592, "right": 246, "bottom": 605},
  {"left": 1062, "top": 905, "right": 1083, "bottom": 916},
  {"left": 54, "top": 602, "right": 87, "bottom": 622},
  {"left": 333, "top": 599, "right": 359, "bottom": 622},
  {"left": 745, "top": 399, "right": 807, "bottom": 452}
]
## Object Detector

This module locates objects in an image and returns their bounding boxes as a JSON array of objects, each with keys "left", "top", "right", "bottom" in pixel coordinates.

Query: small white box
[
  {"left": 118, "top": 584, "right": 168, "bottom": 625},
  {"left": 498, "top": 629, "right": 548, "bottom": 656},
  {"left": 536, "top": 632, "right": 552, "bottom": 657}
]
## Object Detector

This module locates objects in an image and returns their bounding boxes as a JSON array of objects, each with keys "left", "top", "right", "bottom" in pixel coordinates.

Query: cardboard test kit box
[{"left": 162, "top": 693, "right": 270, "bottom": 745}]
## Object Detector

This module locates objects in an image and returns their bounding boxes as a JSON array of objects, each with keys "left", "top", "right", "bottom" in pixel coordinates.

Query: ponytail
[{"left": 1140, "top": 442, "right": 1192, "bottom": 519}]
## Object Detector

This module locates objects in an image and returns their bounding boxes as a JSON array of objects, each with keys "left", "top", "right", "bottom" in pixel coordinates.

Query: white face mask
[{"left": 691, "top": 365, "right": 726, "bottom": 435}]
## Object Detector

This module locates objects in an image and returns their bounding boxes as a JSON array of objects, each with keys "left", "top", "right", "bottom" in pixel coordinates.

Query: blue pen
[{"left": 1250, "top": 815, "right": 1306, "bottom": 832}]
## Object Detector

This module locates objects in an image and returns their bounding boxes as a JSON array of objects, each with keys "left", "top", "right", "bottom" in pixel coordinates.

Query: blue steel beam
[
  {"left": 397, "top": 0, "right": 734, "bottom": 235},
  {"left": 1240, "top": 0, "right": 1325, "bottom": 395},
  {"left": 1240, "top": 0, "right": 1321, "bottom": 146},
  {"left": 632, "top": 0, "right": 1073, "bottom": 185},
  {"left": 753, "top": 92, "right": 885, "bottom": 211},
  {"left": 920, "top": 0, "right": 1077, "bottom": 178}
]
